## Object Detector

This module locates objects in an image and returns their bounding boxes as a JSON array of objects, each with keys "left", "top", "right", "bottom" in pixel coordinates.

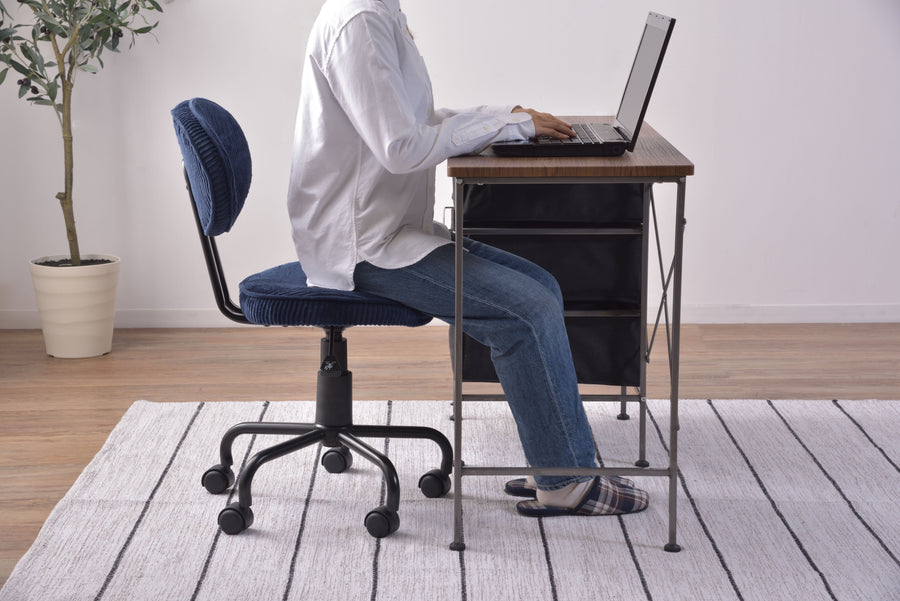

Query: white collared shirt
[{"left": 287, "top": 0, "right": 535, "bottom": 290}]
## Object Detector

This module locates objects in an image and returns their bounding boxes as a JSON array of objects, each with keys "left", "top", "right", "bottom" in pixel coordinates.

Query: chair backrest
[
  {"left": 172, "top": 98, "right": 252, "bottom": 323},
  {"left": 172, "top": 98, "right": 252, "bottom": 236}
]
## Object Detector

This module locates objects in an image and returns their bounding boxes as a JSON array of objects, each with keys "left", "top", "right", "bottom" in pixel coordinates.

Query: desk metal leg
[
  {"left": 451, "top": 178, "right": 466, "bottom": 551},
  {"left": 664, "top": 177, "right": 686, "bottom": 553},
  {"left": 636, "top": 183, "right": 652, "bottom": 468}
]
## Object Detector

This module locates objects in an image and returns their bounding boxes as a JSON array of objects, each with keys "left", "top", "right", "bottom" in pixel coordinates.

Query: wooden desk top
[{"left": 447, "top": 118, "right": 694, "bottom": 180}]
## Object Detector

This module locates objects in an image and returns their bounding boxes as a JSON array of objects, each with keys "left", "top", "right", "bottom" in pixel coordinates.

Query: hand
[{"left": 512, "top": 107, "right": 575, "bottom": 139}]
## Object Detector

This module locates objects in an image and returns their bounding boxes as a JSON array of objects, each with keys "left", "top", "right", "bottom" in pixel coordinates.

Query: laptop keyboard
[{"left": 538, "top": 123, "right": 602, "bottom": 145}]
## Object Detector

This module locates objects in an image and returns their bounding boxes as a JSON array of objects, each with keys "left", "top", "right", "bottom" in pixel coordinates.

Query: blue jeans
[{"left": 353, "top": 238, "right": 597, "bottom": 490}]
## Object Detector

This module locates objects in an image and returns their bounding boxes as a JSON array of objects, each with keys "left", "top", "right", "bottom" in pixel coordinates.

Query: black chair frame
[{"left": 183, "top": 170, "right": 453, "bottom": 538}]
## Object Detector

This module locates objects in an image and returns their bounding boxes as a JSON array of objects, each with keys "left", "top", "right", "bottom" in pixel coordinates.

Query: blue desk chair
[{"left": 172, "top": 98, "right": 452, "bottom": 538}]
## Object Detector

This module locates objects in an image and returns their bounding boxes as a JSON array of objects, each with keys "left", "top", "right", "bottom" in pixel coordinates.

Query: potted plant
[{"left": 0, "top": 0, "right": 163, "bottom": 357}]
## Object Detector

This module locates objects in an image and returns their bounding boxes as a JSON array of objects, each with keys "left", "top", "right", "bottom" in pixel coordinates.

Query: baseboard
[
  {"left": 0, "top": 309, "right": 233, "bottom": 329},
  {"left": 3, "top": 303, "right": 900, "bottom": 329},
  {"left": 681, "top": 303, "right": 900, "bottom": 324}
]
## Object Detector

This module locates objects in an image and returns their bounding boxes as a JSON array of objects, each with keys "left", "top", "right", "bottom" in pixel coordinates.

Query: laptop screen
[{"left": 614, "top": 12, "right": 675, "bottom": 150}]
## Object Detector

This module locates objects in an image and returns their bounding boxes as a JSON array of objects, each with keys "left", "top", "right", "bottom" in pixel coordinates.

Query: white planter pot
[{"left": 29, "top": 254, "right": 121, "bottom": 358}]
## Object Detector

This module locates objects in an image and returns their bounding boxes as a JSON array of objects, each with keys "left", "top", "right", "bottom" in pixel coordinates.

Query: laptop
[{"left": 492, "top": 11, "right": 675, "bottom": 158}]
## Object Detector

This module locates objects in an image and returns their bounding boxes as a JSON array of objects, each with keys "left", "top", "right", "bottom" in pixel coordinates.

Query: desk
[{"left": 447, "top": 119, "right": 694, "bottom": 551}]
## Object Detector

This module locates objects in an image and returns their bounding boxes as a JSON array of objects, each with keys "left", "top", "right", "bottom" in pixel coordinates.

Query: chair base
[{"left": 202, "top": 327, "right": 453, "bottom": 538}]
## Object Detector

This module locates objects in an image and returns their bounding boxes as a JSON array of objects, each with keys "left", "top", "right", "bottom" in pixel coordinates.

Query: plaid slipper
[
  {"left": 515, "top": 476, "right": 649, "bottom": 517},
  {"left": 504, "top": 475, "right": 636, "bottom": 498}
]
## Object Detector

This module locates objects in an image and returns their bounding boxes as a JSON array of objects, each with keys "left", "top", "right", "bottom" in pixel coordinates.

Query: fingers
[
  {"left": 534, "top": 111, "right": 576, "bottom": 139},
  {"left": 513, "top": 107, "right": 575, "bottom": 139}
]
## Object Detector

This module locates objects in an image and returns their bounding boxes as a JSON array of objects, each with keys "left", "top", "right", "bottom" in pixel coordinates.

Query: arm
[
  {"left": 322, "top": 12, "right": 535, "bottom": 173},
  {"left": 435, "top": 106, "right": 575, "bottom": 140}
]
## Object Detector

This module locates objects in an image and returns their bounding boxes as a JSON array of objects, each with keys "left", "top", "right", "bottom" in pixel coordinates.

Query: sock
[
  {"left": 535, "top": 478, "right": 593, "bottom": 509},
  {"left": 522, "top": 474, "right": 634, "bottom": 491}
]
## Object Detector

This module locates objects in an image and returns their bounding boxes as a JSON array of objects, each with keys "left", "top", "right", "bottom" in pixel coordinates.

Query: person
[{"left": 287, "top": 0, "right": 648, "bottom": 517}]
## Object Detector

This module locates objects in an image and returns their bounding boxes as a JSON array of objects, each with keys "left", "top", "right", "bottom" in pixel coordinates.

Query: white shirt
[{"left": 287, "top": 0, "right": 535, "bottom": 290}]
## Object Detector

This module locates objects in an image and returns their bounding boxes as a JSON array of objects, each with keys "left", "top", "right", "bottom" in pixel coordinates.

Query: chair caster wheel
[
  {"left": 364, "top": 506, "right": 399, "bottom": 538},
  {"left": 418, "top": 469, "right": 451, "bottom": 498},
  {"left": 219, "top": 502, "right": 254, "bottom": 535},
  {"left": 322, "top": 446, "right": 353, "bottom": 473},
  {"left": 202, "top": 464, "right": 235, "bottom": 494}
]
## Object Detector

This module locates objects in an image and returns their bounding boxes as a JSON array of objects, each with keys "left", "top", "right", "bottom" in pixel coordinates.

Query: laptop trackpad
[{"left": 590, "top": 123, "right": 624, "bottom": 142}]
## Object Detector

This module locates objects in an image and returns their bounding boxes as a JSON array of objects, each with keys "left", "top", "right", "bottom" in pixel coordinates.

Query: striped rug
[{"left": 1, "top": 399, "right": 898, "bottom": 601}]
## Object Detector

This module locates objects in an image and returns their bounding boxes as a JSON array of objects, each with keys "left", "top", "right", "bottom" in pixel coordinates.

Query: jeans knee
[
  {"left": 518, "top": 285, "right": 565, "bottom": 332},
  {"left": 544, "top": 276, "right": 564, "bottom": 309}
]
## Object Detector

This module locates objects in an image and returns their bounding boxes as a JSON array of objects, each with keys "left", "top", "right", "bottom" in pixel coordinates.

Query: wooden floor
[{"left": 2, "top": 323, "right": 899, "bottom": 585}]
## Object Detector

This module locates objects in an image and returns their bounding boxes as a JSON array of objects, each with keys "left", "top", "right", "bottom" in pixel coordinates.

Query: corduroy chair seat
[{"left": 240, "top": 262, "right": 431, "bottom": 328}]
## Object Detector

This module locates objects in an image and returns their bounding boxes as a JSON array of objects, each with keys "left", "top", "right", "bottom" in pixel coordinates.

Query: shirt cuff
[
  {"left": 503, "top": 118, "right": 536, "bottom": 141},
  {"left": 492, "top": 106, "right": 535, "bottom": 138},
  {"left": 492, "top": 104, "right": 528, "bottom": 118}
]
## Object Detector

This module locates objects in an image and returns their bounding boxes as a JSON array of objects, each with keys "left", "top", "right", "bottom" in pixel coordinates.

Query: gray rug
[{"left": 2, "top": 399, "right": 898, "bottom": 601}]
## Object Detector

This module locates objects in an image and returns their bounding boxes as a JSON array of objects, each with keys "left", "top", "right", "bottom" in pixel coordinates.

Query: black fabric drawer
[
  {"left": 460, "top": 316, "right": 641, "bottom": 387},
  {"left": 458, "top": 182, "right": 645, "bottom": 388},
  {"left": 467, "top": 233, "right": 642, "bottom": 310}
]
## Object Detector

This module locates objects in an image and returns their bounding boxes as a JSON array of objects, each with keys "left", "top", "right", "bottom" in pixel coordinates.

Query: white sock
[{"left": 535, "top": 479, "right": 592, "bottom": 508}]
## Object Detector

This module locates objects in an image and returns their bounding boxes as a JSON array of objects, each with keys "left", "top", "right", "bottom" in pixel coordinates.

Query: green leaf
[
  {"left": 0, "top": 66, "right": 7, "bottom": 85},
  {"left": 34, "top": 11, "right": 60, "bottom": 27},
  {"left": 96, "top": 8, "right": 119, "bottom": 22},
  {"left": 21, "top": 41, "right": 45, "bottom": 72},
  {"left": 20, "top": 42, "right": 34, "bottom": 60},
  {"left": 78, "top": 63, "right": 98, "bottom": 74},
  {"left": 80, "top": 35, "right": 98, "bottom": 52},
  {"left": 8, "top": 1, "right": 35, "bottom": 12},
  {"left": 10, "top": 58, "right": 31, "bottom": 76},
  {"left": 28, "top": 96, "right": 53, "bottom": 106}
]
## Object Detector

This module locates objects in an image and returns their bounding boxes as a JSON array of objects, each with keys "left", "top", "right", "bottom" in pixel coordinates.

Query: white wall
[{"left": 1, "top": 0, "right": 899, "bottom": 328}]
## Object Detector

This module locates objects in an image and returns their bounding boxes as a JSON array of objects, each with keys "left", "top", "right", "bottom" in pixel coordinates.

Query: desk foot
[
  {"left": 635, "top": 459, "right": 650, "bottom": 468},
  {"left": 450, "top": 541, "right": 466, "bottom": 551},
  {"left": 664, "top": 542, "right": 682, "bottom": 553},
  {"left": 617, "top": 399, "right": 630, "bottom": 420}
]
